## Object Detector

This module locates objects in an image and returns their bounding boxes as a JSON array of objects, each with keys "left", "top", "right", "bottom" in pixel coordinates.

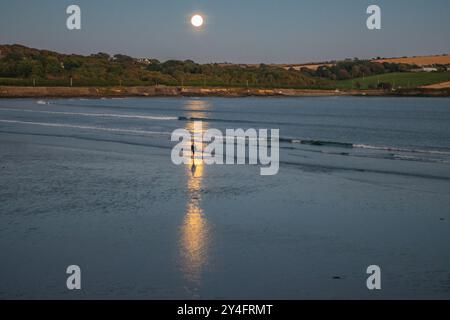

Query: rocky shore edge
[{"left": 1, "top": 85, "right": 449, "bottom": 98}]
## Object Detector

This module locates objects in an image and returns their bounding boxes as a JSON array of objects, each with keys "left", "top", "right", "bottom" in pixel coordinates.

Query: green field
[{"left": 334, "top": 72, "right": 450, "bottom": 89}]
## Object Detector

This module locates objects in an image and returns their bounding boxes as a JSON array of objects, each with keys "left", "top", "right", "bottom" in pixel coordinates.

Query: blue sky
[{"left": 0, "top": 0, "right": 449, "bottom": 63}]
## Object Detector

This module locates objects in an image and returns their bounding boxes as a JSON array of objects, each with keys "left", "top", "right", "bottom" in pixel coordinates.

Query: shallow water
[{"left": 0, "top": 97, "right": 449, "bottom": 299}]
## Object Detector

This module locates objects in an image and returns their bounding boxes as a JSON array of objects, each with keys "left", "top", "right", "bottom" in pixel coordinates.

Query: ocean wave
[
  {"left": 353, "top": 144, "right": 450, "bottom": 156},
  {"left": 286, "top": 138, "right": 353, "bottom": 148},
  {"left": 391, "top": 154, "right": 450, "bottom": 164},
  {"left": 176, "top": 115, "right": 285, "bottom": 126},
  {"left": 0, "top": 119, "right": 171, "bottom": 136},
  {"left": 0, "top": 129, "right": 171, "bottom": 151},
  {"left": 0, "top": 108, "right": 177, "bottom": 121},
  {"left": 279, "top": 136, "right": 450, "bottom": 156}
]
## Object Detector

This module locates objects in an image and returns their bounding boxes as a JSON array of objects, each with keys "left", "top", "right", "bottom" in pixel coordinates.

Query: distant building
[
  {"left": 136, "top": 58, "right": 152, "bottom": 65},
  {"left": 410, "top": 67, "right": 438, "bottom": 72}
]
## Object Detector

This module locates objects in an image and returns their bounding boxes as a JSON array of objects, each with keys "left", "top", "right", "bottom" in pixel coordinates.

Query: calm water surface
[{"left": 0, "top": 97, "right": 449, "bottom": 299}]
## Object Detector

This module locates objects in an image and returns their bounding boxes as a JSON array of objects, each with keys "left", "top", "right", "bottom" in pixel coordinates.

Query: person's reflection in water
[{"left": 179, "top": 101, "right": 211, "bottom": 286}]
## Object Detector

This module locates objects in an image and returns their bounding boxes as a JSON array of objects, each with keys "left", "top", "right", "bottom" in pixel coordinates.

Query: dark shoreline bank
[{"left": 1, "top": 85, "right": 449, "bottom": 98}]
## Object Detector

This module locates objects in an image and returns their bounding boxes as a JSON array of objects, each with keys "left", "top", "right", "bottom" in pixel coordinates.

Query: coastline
[{"left": 0, "top": 85, "right": 449, "bottom": 98}]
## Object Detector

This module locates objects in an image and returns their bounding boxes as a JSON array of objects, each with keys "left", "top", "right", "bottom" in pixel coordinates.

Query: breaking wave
[
  {"left": 0, "top": 119, "right": 170, "bottom": 136},
  {"left": 280, "top": 137, "right": 450, "bottom": 156},
  {"left": 353, "top": 144, "right": 450, "bottom": 156},
  {"left": 0, "top": 108, "right": 177, "bottom": 121}
]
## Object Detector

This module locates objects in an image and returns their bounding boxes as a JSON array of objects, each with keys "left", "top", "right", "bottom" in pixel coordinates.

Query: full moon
[{"left": 191, "top": 14, "right": 204, "bottom": 28}]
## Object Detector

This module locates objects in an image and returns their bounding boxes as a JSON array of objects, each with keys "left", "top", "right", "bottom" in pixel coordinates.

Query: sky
[{"left": 0, "top": 0, "right": 449, "bottom": 64}]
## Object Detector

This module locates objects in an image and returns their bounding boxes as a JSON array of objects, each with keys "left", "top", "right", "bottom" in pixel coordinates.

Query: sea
[{"left": 0, "top": 96, "right": 449, "bottom": 299}]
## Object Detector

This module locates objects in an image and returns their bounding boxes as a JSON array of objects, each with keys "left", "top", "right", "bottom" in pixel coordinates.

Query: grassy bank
[{"left": 2, "top": 72, "right": 450, "bottom": 91}]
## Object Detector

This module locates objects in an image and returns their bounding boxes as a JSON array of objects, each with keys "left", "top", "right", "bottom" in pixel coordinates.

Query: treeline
[
  {"left": 0, "top": 44, "right": 417, "bottom": 88},
  {"left": 146, "top": 60, "right": 319, "bottom": 88},
  {"left": 0, "top": 45, "right": 317, "bottom": 88},
  {"left": 300, "top": 59, "right": 415, "bottom": 80}
]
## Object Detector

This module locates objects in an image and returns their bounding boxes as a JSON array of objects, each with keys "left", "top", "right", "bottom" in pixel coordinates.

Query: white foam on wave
[
  {"left": 392, "top": 154, "right": 450, "bottom": 164},
  {"left": 0, "top": 108, "right": 177, "bottom": 121},
  {"left": 0, "top": 119, "right": 170, "bottom": 136},
  {"left": 284, "top": 137, "right": 450, "bottom": 158},
  {"left": 353, "top": 144, "right": 450, "bottom": 156}
]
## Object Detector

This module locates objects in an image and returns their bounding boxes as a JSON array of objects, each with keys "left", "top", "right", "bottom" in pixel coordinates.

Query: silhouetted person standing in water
[{"left": 191, "top": 142, "right": 195, "bottom": 158}]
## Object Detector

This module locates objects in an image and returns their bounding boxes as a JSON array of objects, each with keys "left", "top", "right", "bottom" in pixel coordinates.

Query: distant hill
[
  {"left": 373, "top": 55, "right": 450, "bottom": 67},
  {"left": 279, "top": 54, "right": 450, "bottom": 71}
]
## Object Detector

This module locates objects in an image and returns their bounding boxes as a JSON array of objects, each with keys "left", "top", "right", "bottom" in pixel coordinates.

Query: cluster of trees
[
  {"left": 301, "top": 59, "right": 414, "bottom": 80},
  {"left": 147, "top": 60, "right": 318, "bottom": 87},
  {"left": 0, "top": 45, "right": 316, "bottom": 87},
  {"left": 0, "top": 45, "right": 171, "bottom": 86}
]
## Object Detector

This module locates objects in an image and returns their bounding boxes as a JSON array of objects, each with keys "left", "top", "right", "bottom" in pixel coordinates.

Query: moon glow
[{"left": 191, "top": 15, "right": 204, "bottom": 28}]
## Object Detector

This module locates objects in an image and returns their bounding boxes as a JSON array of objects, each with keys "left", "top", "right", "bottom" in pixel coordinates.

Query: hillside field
[
  {"left": 334, "top": 72, "right": 450, "bottom": 90},
  {"left": 374, "top": 55, "right": 450, "bottom": 66}
]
